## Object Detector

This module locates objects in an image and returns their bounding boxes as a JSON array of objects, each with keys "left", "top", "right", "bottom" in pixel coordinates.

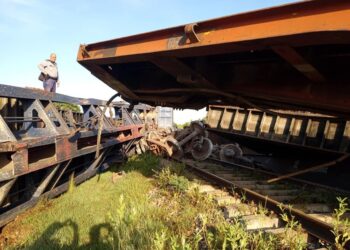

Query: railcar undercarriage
[{"left": 76, "top": 0, "right": 350, "bottom": 185}]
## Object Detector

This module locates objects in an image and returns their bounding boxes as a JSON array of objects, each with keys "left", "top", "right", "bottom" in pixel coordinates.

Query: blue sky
[{"left": 0, "top": 0, "right": 297, "bottom": 122}]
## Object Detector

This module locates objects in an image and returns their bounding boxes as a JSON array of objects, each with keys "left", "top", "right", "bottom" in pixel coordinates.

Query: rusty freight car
[
  {"left": 77, "top": 0, "right": 350, "bottom": 118},
  {"left": 0, "top": 84, "right": 149, "bottom": 226},
  {"left": 75, "top": 1, "right": 350, "bottom": 245},
  {"left": 77, "top": 0, "right": 350, "bottom": 182}
]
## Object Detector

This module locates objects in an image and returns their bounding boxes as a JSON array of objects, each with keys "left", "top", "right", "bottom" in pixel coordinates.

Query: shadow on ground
[{"left": 24, "top": 219, "right": 116, "bottom": 249}]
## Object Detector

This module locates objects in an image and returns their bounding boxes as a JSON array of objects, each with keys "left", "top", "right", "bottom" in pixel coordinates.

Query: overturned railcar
[
  {"left": 74, "top": 2, "right": 350, "bottom": 245},
  {"left": 77, "top": 0, "right": 350, "bottom": 118},
  {"left": 0, "top": 84, "right": 149, "bottom": 226},
  {"left": 77, "top": 0, "right": 350, "bottom": 185}
]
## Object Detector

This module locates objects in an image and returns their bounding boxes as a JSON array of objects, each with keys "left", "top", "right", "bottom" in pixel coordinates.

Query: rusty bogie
[
  {"left": 191, "top": 137, "right": 213, "bottom": 161},
  {"left": 219, "top": 143, "right": 243, "bottom": 162},
  {"left": 166, "top": 137, "right": 183, "bottom": 159}
]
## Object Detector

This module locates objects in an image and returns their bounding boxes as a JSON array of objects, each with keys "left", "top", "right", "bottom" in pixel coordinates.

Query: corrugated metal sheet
[{"left": 157, "top": 107, "right": 173, "bottom": 129}]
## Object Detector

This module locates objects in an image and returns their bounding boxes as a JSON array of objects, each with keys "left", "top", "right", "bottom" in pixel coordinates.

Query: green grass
[
  {"left": 2, "top": 171, "right": 154, "bottom": 249},
  {"left": 1, "top": 154, "right": 223, "bottom": 249},
  {"left": 53, "top": 102, "right": 81, "bottom": 113},
  {"left": 1, "top": 153, "right": 313, "bottom": 249},
  {"left": 120, "top": 152, "right": 160, "bottom": 177}
]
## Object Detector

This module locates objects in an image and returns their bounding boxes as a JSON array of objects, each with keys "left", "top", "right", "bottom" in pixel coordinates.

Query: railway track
[
  {"left": 182, "top": 157, "right": 350, "bottom": 248},
  {"left": 139, "top": 119, "right": 350, "bottom": 247}
]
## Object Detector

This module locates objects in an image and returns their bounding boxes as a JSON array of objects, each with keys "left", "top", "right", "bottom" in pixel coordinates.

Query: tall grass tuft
[
  {"left": 156, "top": 166, "right": 189, "bottom": 193},
  {"left": 332, "top": 197, "right": 350, "bottom": 250},
  {"left": 278, "top": 204, "right": 307, "bottom": 249},
  {"left": 67, "top": 172, "right": 75, "bottom": 193}
]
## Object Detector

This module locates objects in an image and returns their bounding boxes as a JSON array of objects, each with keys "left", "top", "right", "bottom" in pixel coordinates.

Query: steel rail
[
  {"left": 209, "top": 158, "right": 350, "bottom": 196},
  {"left": 184, "top": 160, "right": 341, "bottom": 246},
  {"left": 267, "top": 154, "right": 350, "bottom": 183}
]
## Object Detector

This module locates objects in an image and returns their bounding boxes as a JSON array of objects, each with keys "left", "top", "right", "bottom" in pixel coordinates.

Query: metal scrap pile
[{"left": 137, "top": 120, "right": 250, "bottom": 163}]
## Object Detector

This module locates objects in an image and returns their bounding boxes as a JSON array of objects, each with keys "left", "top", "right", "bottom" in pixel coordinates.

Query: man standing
[{"left": 38, "top": 53, "right": 60, "bottom": 92}]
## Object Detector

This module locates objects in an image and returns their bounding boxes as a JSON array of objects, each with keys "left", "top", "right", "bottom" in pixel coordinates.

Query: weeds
[
  {"left": 240, "top": 190, "right": 247, "bottom": 203},
  {"left": 256, "top": 200, "right": 269, "bottom": 216},
  {"left": 278, "top": 204, "right": 307, "bottom": 250},
  {"left": 67, "top": 172, "right": 75, "bottom": 193},
  {"left": 153, "top": 231, "right": 167, "bottom": 250},
  {"left": 156, "top": 167, "right": 189, "bottom": 193},
  {"left": 107, "top": 193, "right": 169, "bottom": 250},
  {"left": 331, "top": 197, "right": 350, "bottom": 250},
  {"left": 3, "top": 154, "right": 316, "bottom": 250},
  {"left": 249, "top": 231, "right": 278, "bottom": 250}
]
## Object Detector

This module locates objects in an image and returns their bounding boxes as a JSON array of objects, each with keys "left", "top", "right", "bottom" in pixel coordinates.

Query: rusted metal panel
[
  {"left": 12, "top": 148, "right": 28, "bottom": 176},
  {"left": 55, "top": 137, "right": 77, "bottom": 162},
  {"left": 78, "top": 1, "right": 350, "bottom": 61},
  {"left": 271, "top": 45, "right": 326, "bottom": 83},
  {"left": 0, "top": 115, "right": 16, "bottom": 143},
  {"left": 0, "top": 124, "right": 143, "bottom": 181},
  {"left": 77, "top": 0, "right": 350, "bottom": 117}
]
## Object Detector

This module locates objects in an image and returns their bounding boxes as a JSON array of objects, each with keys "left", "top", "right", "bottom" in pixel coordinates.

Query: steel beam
[
  {"left": 0, "top": 155, "right": 111, "bottom": 227},
  {"left": 0, "top": 115, "right": 17, "bottom": 143},
  {"left": 23, "top": 99, "right": 60, "bottom": 138},
  {"left": 0, "top": 84, "right": 128, "bottom": 107},
  {"left": 0, "top": 83, "right": 148, "bottom": 227},
  {"left": 45, "top": 101, "right": 71, "bottom": 134},
  {"left": 32, "top": 164, "right": 61, "bottom": 199},
  {"left": 50, "top": 160, "right": 72, "bottom": 190},
  {"left": 272, "top": 45, "right": 325, "bottom": 83},
  {"left": 76, "top": 0, "right": 350, "bottom": 117},
  {"left": 0, "top": 178, "right": 17, "bottom": 206},
  {"left": 78, "top": 1, "right": 350, "bottom": 62},
  {"left": 151, "top": 57, "right": 215, "bottom": 88}
]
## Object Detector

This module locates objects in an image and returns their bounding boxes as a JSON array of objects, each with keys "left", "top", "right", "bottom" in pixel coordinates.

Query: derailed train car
[
  {"left": 71, "top": 1, "right": 350, "bottom": 245},
  {"left": 0, "top": 84, "right": 150, "bottom": 226},
  {"left": 76, "top": 0, "right": 350, "bottom": 181},
  {"left": 77, "top": 0, "right": 350, "bottom": 117}
]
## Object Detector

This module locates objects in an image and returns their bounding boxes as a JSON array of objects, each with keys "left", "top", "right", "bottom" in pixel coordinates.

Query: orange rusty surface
[
  {"left": 78, "top": 1, "right": 350, "bottom": 62},
  {"left": 5, "top": 124, "right": 144, "bottom": 180},
  {"left": 76, "top": 0, "right": 350, "bottom": 117}
]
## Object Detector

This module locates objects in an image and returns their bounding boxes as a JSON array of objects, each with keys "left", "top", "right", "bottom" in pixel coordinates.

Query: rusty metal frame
[
  {"left": 77, "top": 0, "right": 350, "bottom": 117},
  {"left": 78, "top": 1, "right": 350, "bottom": 62},
  {"left": 271, "top": 45, "right": 326, "bottom": 83},
  {"left": 206, "top": 105, "right": 350, "bottom": 154},
  {"left": 0, "top": 83, "right": 149, "bottom": 225}
]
